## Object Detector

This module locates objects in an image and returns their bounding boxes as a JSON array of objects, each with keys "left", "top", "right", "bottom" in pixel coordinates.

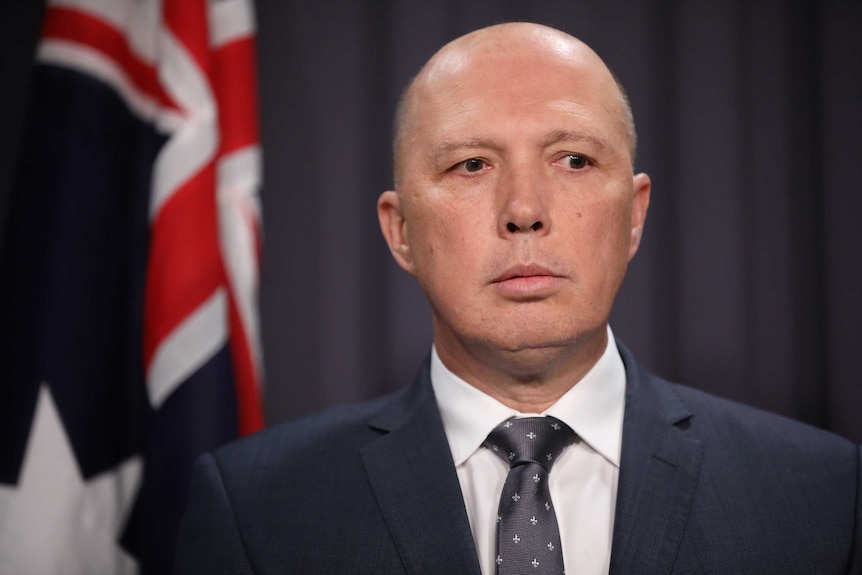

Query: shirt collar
[{"left": 430, "top": 326, "right": 626, "bottom": 468}]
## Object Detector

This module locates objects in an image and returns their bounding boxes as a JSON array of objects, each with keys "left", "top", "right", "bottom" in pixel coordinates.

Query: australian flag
[{"left": 0, "top": 1, "right": 265, "bottom": 573}]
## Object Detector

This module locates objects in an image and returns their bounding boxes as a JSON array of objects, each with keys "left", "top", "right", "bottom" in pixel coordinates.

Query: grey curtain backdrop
[{"left": 1, "top": 1, "right": 860, "bottom": 442}]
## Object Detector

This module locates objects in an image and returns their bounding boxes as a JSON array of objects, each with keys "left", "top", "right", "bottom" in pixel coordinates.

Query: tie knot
[{"left": 485, "top": 416, "right": 575, "bottom": 471}]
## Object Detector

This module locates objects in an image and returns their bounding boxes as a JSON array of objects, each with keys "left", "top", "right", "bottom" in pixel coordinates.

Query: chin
[
  {"left": 479, "top": 329, "right": 583, "bottom": 361},
  {"left": 498, "top": 314, "right": 603, "bottom": 347},
  {"left": 484, "top": 345, "right": 576, "bottom": 383},
  {"left": 495, "top": 319, "right": 606, "bottom": 357}
]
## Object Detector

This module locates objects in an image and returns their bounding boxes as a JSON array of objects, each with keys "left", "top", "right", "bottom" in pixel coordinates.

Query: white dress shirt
[{"left": 430, "top": 326, "right": 626, "bottom": 575}]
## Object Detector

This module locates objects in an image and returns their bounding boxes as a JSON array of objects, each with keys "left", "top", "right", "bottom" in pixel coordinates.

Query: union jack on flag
[{"left": 0, "top": 0, "right": 265, "bottom": 573}]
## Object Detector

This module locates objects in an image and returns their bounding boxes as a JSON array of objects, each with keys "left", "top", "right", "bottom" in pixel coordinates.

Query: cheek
[
  {"left": 572, "top": 196, "right": 633, "bottom": 270},
  {"left": 411, "top": 213, "right": 451, "bottom": 262},
  {"left": 408, "top": 207, "right": 469, "bottom": 284},
  {"left": 411, "top": 194, "right": 487, "bottom": 261},
  {"left": 599, "top": 203, "right": 633, "bottom": 246}
]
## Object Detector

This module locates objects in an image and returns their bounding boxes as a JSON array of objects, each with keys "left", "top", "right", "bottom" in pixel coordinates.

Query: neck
[{"left": 434, "top": 328, "right": 608, "bottom": 413}]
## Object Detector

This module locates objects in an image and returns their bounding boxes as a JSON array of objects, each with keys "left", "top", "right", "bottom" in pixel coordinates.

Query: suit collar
[
  {"left": 429, "top": 328, "right": 627, "bottom": 468},
  {"left": 364, "top": 347, "right": 705, "bottom": 575},
  {"left": 609, "top": 343, "right": 704, "bottom": 575},
  {"left": 363, "top": 358, "right": 483, "bottom": 575}
]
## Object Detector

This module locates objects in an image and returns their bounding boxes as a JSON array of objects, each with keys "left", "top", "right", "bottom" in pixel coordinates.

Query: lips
[
  {"left": 490, "top": 263, "right": 563, "bottom": 298},
  {"left": 493, "top": 263, "right": 559, "bottom": 283}
]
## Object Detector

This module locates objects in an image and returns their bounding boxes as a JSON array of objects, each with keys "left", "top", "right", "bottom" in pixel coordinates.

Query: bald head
[{"left": 393, "top": 23, "right": 637, "bottom": 187}]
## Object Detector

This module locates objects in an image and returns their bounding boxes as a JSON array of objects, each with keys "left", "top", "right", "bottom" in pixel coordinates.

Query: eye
[
  {"left": 564, "top": 154, "right": 590, "bottom": 170},
  {"left": 457, "top": 158, "right": 486, "bottom": 173}
]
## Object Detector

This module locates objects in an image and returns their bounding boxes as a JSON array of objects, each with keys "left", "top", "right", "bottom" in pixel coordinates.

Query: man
[{"left": 175, "top": 23, "right": 861, "bottom": 574}]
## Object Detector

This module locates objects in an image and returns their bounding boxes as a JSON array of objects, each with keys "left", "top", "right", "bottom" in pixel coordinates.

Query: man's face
[{"left": 380, "top": 29, "right": 650, "bottom": 378}]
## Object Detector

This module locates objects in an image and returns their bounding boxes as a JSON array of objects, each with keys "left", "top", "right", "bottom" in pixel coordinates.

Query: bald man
[{"left": 175, "top": 23, "right": 860, "bottom": 575}]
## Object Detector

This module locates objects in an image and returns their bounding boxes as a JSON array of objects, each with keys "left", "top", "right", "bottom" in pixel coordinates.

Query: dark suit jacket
[{"left": 174, "top": 346, "right": 861, "bottom": 574}]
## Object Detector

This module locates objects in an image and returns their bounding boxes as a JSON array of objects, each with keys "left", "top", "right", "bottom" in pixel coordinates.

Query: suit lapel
[
  {"left": 609, "top": 347, "right": 704, "bottom": 575},
  {"left": 360, "top": 347, "right": 705, "bottom": 575},
  {"left": 361, "top": 361, "right": 482, "bottom": 575}
]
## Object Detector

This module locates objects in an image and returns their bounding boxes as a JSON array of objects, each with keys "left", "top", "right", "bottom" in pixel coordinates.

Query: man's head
[
  {"left": 378, "top": 23, "right": 651, "bottom": 399},
  {"left": 392, "top": 27, "right": 639, "bottom": 188}
]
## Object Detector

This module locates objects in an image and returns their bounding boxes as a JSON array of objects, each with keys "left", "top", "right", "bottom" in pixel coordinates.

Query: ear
[
  {"left": 377, "top": 190, "right": 416, "bottom": 274},
  {"left": 628, "top": 172, "right": 651, "bottom": 260}
]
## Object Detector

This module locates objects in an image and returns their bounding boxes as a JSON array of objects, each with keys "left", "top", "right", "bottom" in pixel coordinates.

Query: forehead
[{"left": 405, "top": 35, "right": 629, "bottom": 159}]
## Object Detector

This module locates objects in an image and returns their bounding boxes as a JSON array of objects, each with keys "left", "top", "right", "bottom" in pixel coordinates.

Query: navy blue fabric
[
  {"left": 609, "top": 347, "right": 860, "bottom": 574},
  {"left": 0, "top": 65, "right": 157, "bottom": 483},
  {"left": 0, "top": 63, "right": 241, "bottom": 575},
  {"left": 175, "top": 345, "right": 861, "bottom": 574},
  {"left": 176, "top": 365, "right": 480, "bottom": 574},
  {"left": 123, "top": 345, "right": 239, "bottom": 573}
]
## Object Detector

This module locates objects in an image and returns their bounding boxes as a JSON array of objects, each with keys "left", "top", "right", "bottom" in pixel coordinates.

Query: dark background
[{"left": 2, "top": 0, "right": 860, "bottom": 442}]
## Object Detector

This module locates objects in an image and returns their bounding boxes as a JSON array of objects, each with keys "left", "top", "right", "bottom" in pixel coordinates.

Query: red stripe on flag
[
  {"left": 144, "top": 165, "right": 224, "bottom": 368},
  {"left": 41, "top": 5, "right": 180, "bottom": 113},
  {"left": 163, "top": 0, "right": 211, "bottom": 82},
  {"left": 227, "top": 295, "right": 265, "bottom": 434},
  {"left": 146, "top": 0, "right": 264, "bottom": 434},
  {"left": 205, "top": 2, "right": 265, "bottom": 434},
  {"left": 213, "top": 37, "right": 260, "bottom": 155}
]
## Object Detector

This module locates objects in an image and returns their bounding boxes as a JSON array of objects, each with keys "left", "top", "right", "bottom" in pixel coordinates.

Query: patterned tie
[{"left": 485, "top": 416, "right": 575, "bottom": 575}]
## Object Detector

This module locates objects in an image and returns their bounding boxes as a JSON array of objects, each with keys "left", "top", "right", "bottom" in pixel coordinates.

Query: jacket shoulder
[
  {"left": 211, "top": 390, "right": 399, "bottom": 473},
  {"left": 663, "top": 378, "right": 856, "bottom": 456}
]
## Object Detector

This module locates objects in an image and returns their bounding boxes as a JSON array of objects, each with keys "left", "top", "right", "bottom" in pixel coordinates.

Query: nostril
[{"left": 506, "top": 221, "right": 544, "bottom": 233}]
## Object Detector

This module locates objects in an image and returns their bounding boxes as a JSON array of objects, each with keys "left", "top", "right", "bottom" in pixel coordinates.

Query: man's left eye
[
  {"left": 460, "top": 158, "right": 486, "bottom": 172},
  {"left": 565, "top": 154, "right": 590, "bottom": 170}
]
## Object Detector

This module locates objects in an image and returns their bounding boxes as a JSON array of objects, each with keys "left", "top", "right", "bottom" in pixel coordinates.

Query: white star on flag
[{"left": 0, "top": 385, "right": 143, "bottom": 574}]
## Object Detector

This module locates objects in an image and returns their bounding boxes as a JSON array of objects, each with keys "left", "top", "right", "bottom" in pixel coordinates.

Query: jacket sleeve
[
  {"left": 174, "top": 453, "right": 255, "bottom": 575},
  {"left": 849, "top": 445, "right": 862, "bottom": 575}
]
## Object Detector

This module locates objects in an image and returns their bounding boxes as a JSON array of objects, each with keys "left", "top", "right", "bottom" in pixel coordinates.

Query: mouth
[
  {"left": 491, "top": 264, "right": 562, "bottom": 298},
  {"left": 493, "top": 263, "right": 559, "bottom": 283}
]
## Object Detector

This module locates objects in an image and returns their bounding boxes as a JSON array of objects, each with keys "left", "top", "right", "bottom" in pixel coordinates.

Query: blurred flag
[{"left": 0, "top": 0, "right": 264, "bottom": 573}]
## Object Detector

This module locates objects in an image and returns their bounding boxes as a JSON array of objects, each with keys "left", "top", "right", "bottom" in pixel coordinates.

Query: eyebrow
[
  {"left": 433, "top": 137, "right": 500, "bottom": 155},
  {"left": 541, "top": 129, "right": 611, "bottom": 152},
  {"left": 427, "top": 138, "right": 498, "bottom": 169},
  {"left": 431, "top": 129, "right": 613, "bottom": 164}
]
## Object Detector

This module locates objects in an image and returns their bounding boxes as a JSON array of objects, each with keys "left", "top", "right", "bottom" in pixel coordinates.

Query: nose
[{"left": 497, "top": 165, "right": 550, "bottom": 237}]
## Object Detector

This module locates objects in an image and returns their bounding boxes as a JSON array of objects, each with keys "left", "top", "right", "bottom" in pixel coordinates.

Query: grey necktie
[{"left": 485, "top": 416, "right": 575, "bottom": 575}]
